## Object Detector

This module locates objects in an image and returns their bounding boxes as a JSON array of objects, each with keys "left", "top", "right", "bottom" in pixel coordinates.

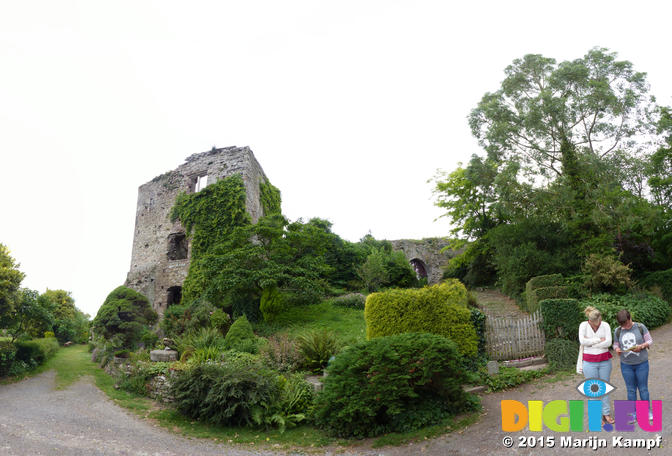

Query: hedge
[
  {"left": 364, "top": 279, "right": 477, "bottom": 357},
  {"left": 313, "top": 332, "right": 476, "bottom": 438},
  {"left": 639, "top": 269, "right": 672, "bottom": 305},
  {"left": 581, "top": 292, "right": 671, "bottom": 331},
  {"left": 545, "top": 338, "right": 579, "bottom": 371},
  {"left": 0, "top": 340, "right": 17, "bottom": 377},
  {"left": 539, "top": 298, "right": 583, "bottom": 341},
  {"left": 526, "top": 286, "right": 569, "bottom": 313},
  {"left": 15, "top": 337, "right": 60, "bottom": 365},
  {"left": 525, "top": 274, "right": 564, "bottom": 311}
]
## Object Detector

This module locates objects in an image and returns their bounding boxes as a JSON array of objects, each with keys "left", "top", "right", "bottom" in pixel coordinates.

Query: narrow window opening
[
  {"left": 167, "top": 286, "right": 182, "bottom": 307},
  {"left": 167, "top": 233, "right": 188, "bottom": 260},
  {"left": 194, "top": 174, "right": 209, "bottom": 192}
]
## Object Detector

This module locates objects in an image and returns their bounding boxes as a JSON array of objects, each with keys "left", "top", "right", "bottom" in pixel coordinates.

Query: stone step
[
  {"left": 501, "top": 355, "right": 546, "bottom": 368},
  {"left": 518, "top": 362, "right": 549, "bottom": 372},
  {"left": 463, "top": 385, "right": 488, "bottom": 394}
]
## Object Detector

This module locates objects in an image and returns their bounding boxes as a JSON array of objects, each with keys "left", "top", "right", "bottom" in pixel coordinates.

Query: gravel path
[{"left": 2, "top": 323, "right": 671, "bottom": 455}]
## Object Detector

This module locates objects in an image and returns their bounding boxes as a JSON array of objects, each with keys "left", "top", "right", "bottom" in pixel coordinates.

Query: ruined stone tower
[{"left": 125, "top": 146, "right": 269, "bottom": 316}]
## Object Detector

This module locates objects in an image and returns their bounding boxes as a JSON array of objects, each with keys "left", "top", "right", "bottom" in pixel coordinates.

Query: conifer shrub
[
  {"left": 313, "top": 332, "right": 476, "bottom": 438},
  {"left": 364, "top": 279, "right": 477, "bottom": 357},
  {"left": 545, "top": 338, "right": 579, "bottom": 370},
  {"left": 259, "top": 287, "right": 287, "bottom": 322},
  {"left": 92, "top": 286, "right": 158, "bottom": 349},
  {"left": 222, "top": 315, "right": 257, "bottom": 353}
]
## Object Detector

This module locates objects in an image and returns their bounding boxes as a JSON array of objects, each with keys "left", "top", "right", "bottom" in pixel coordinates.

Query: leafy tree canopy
[{"left": 0, "top": 243, "right": 25, "bottom": 326}]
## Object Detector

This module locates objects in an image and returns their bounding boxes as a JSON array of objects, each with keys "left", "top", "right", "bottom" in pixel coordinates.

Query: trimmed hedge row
[
  {"left": 16, "top": 337, "right": 60, "bottom": 364},
  {"left": 527, "top": 286, "right": 569, "bottom": 313},
  {"left": 581, "top": 293, "right": 671, "bottom": 330},
  {"left": 539, "top": 298, "right": 583, "bottom": 341},
  {"left": 524, "top": 274, "right": 565, "bottom": 312},
  {"left": 0, "top": 340, "right": 17, "bottom": 377},
  {"left": 364, "top": 279, "right": 477, "bottom": 357},
  {"left": 545, "top": 338, "right": 579, "bottom": 370},
  {"left": 541, "top": 292, "right": 670, "bottom": 347}
]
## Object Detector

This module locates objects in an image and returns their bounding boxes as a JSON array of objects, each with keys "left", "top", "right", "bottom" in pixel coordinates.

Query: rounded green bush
[
  {"left": 92, "top": 286, "right": 158, "bottom": 349},
  {"left": 364, "top": 279, "right": 477, "bottom": 356},
  {"left": 223, "top": 315, "right": 257, "bottom": 353},
  {"left": 313, "top": 332, "right": 478, "bottom": 438}
]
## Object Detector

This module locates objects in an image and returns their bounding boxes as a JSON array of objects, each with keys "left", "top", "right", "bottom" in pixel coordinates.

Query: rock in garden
[{"left": 150, "top": 349, "right": 178, "bottom": 362}]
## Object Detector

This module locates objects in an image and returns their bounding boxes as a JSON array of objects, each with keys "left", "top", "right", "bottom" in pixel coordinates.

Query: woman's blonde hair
[{"left": 584, "top": 306, "right": 601, "bottom": 322}]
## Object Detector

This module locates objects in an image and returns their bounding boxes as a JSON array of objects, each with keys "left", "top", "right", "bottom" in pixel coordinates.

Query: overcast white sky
[{"left": 1, "top": 1, "right": 671, "bottom": 317}]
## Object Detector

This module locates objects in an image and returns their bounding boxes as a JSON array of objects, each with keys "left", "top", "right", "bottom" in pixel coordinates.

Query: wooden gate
[{"left": 485, "top": 310, "right": 545, "bottom": 360}]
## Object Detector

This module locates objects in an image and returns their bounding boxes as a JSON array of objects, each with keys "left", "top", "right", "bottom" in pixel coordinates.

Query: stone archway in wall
[
  {"left": 410, "top": 258, "right": 429, "bottom": 280},
  {"left": 388, "top": 238, "right": 456, "bottom": 285}
]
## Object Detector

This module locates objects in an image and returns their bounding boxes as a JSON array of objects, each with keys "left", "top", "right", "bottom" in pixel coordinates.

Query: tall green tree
[
  {"left": 0, "top": 244, "right": 25, "bottom": 328},
  {"left": 469, "top": 48, "right": 657, "bottom": 182}
]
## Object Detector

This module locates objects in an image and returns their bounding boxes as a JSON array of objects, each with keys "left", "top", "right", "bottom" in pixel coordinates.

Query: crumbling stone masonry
[
  {"left": 125, "top": 146, "right": 270, "bottom": 316},
  {"left": 388, "top": 238, "right": 456, "bottom": 284}
]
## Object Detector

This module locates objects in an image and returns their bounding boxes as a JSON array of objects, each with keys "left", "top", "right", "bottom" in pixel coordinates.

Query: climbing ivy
[
  {"left": 170, "top": 174, "right": 251, "bottom": 260},
  {"left": 170, "top": 175, "right": 251, "bottom": 306},
  {"left": 259, "top": 179, "right": 282, "bottom": 216}
]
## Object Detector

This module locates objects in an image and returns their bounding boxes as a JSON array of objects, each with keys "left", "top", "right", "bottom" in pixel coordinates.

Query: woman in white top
[{"left": 578, "top": 306, "right": 613, "bottom": 424}]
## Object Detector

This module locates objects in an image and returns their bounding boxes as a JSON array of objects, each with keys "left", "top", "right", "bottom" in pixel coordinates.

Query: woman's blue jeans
[
  {"left": 583, "top": 359, "right": 612, "bottom": 415},
  {"left": 620, "top": 360, "right": 650, "bottom": 408}
]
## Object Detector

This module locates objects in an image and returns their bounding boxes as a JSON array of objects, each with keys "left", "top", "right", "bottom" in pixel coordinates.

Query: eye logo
[{"left": 576, "top": 378, "right": 616, "bottom": 398}]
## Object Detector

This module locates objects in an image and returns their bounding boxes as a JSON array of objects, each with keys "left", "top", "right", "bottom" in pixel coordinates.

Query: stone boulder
[{"left": 150, "top": 349, "right": 178, "bottom": 362}]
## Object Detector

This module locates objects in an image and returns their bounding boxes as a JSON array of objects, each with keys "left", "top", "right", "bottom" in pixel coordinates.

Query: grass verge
[{"left": 371, "top": 410, "right": 481, "bottom": 448}]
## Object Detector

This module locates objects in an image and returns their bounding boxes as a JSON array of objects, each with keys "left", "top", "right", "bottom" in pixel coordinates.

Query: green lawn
[{"left": 255, "top": 299, "right": 367, "bottom": 345}]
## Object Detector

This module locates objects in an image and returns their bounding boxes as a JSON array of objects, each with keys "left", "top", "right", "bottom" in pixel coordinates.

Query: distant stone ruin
[
  {"left": 125, "top": 146, "right": 269, "bottom": 316},
  {"left": 388, "top": 238, "right": 456, "bottom": 284}
]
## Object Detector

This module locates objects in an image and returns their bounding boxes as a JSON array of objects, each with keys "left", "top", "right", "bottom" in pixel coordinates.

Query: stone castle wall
[
  {"left": 125, "top": 146, "right": 268, "bottom": 316},
  {"left": 388, "top": 237, "right": 455, "bottom": 284}
]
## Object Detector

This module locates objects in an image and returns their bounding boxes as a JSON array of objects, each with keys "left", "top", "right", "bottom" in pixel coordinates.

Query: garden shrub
[
  {"left": 580, "top": 292, "right": 671, "bottom": 331},
  {"left": 92, "top": 286, "right": 158, "bottom": 349},
  {"left": 313, "top": 332, "right": 477, "bottom": 438},
  {"left": 0, "top": 340, "right": 17, "bottom": 377},
  {"left": 278, "top": 372, "right": 315, "bottom": 416},
  {"left": 364, "top": 279, "right": 477, "bottom": 357},
  {"left": 170, "top": 363, "right": 282, "bottom": 427},
  {"left": 545, "top": 338, "right": 579, "bottom": 371},
  {"left": 526, "top": 286, "right": 569, "bottom": 313},
  {"left": 470, "top": 308, "right": 487, "bottom": 357},
  {"left": 210, "top": 308, "right": 231, "bottom": 334},
  {"left": 482, "top": 366, "right": 548, "bottom": 392},
  {"left": 582, "top": 254, "right": 632, "bottom": 293},
  {"left": 260, "top": 287, "right": 287, "bottom": 322},
  {"left": 15, "top": 337, "right": 59, "bottom": 365},
  {"left": 619, "top": 292, "right": 670, "bottom": 329},
  {"left": 639, "top": 268, "right": 672, "bottom": 304},
  {"left": 330, "top": 293, "right": 366, "bottom": 310},
  {"left": 261, "top": 334, "right": 301, "bottom": 372},
  {"left": 539, "top": 299, "right": 583, "bottom": 341},
  {"left": 174, "top": 327, "right": 225, "bottom": 360},
  {"left": 296, "top": 330, "right": 339, "bottom": 373},
  {"left": 222, "top": 315, "right": 257, "bottom": 353}
]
